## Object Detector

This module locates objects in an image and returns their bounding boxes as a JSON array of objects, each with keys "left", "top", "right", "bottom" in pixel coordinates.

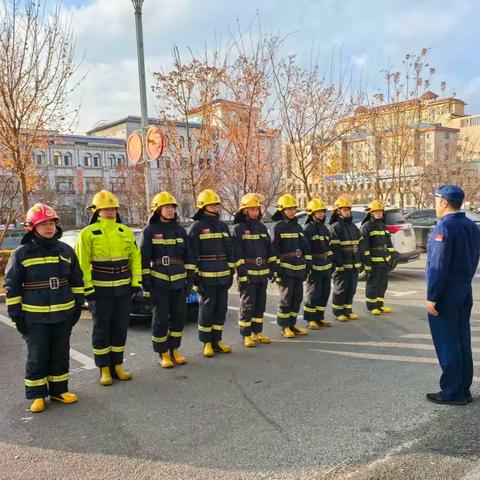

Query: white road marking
[
  {"left": 395, "top": 267, "right": 480, "bottom": 279},
  {"left": 404, "top": 333, "right": 480, "bottom": 340},
  {"left": 356, "top": 285, "right": 418, "bottom": 297},
  {"left": 0, "top": 313, "right": 96, "bottom": 371}
]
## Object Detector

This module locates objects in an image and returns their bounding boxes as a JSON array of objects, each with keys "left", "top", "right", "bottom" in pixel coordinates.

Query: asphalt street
[{"left": 1, "top": 255, "right": 480, "bottom": 480}]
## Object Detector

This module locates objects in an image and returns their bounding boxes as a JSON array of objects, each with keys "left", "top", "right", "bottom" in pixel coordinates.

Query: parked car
[
  {"left": 404, "top": 209, "right": 480, "bottom": 249},
  {"left": 0, "top": 229, "right": 24, "bottom": 250},
  {"left": 296, "top": 205, "right": 420, "bottom": 274},
  {"left": 61, "top": 228, "right": 199, "bottom": 324}
]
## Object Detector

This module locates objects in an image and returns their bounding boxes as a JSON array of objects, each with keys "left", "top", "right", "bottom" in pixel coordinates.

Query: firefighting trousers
[
  {"left": 197, "top": 284, "right": 229, "bottom": 344},
  {"left": 24, "top": 318, "right": 73, "bottom": 399},
  {"left": 238, "top": 282, "right": 267, "bottom": 336},
  {"left": 90, "top": 294, "right": 131, "bottom": 367},
  {"left": 428, "top": 289, "right": 473, "bottom": 401},
  {"left": 331, "top": 269, "right": 359, "bottom": 317},
  {"left": 151, "top": 288, "right": 186, "bottom": 354},
  {"left": 303, "top": 272, "right": 331, "bottom": 322},
  {"left": 365, "top": 267, "right": 389, "bottom": 310},
  {"left": 277, "top": 276, "right": 303, "bottom": 328}
]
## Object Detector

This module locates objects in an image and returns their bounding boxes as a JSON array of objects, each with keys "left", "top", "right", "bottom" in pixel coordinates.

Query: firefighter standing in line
[
  {"left": 140, "top": 192, "right": 195, "bottom": 367},
  {"left": 302, "top": 198, "right": 333, "bottom": 329},
  {"left": 4, "top": 204, "right": 84, "bottom": 413},
  {"left": 328, "top": 196, "right": 363, "bottom": 321},
  {"left": 270, "top": 194, "right": 310, "bottom": 338},
  {"left": 360, "top": 200, "right": 397, "bottom": 315},
  {"left": 75, "top": 190, "right": 142, "bottom": 386},
  {"left": 188, "top": 189, "right": 235, "bottom": 357},
  {"left": 232, "top": 193, "right": 275, "bottom": 347}
]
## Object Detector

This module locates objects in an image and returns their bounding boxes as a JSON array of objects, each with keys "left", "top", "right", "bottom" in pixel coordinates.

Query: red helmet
[{"left": 24, "top": 203, "right": 59, "bottom": 231}]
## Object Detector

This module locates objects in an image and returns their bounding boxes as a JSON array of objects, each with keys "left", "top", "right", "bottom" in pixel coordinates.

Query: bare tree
[
  {"left": 0, "top": 0, "right": 80, "bottom": 215},
  {"left": 0, "top": 169, "right": 21, "bottom": 247}
]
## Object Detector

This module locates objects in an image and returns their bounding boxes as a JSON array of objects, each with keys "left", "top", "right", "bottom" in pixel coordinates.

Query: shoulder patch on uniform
[
  {"left": 92, "top": 230, "right": 102, "bottom": 235},
  {"left": 202, "top": 228, "right": 211, "bottom": 233},
  {"left": 154, "top": 233, "right": 164, "bottom": 238},
  {"left": 434, "top": 234, "right": 444, "bottom": 242}
]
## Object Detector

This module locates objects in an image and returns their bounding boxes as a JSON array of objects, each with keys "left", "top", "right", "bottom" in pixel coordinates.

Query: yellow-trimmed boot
[
  {"left": 244, "top": 336, "right": 256, "bottom": 348},
  {"left": 159, "top": 352, "right": 174, "bottom": 368},
  {"left": 370, "top": 309, "right": 382, "bottom": 315},
  {"left": 114, "top": 364, "right": 132, "bottom": 381},
  {"left": 349, "top": 313, "right": 359, "bottom": 320},
  {"left": 254, "top": 332, "right": 271, "bottom": 344},
  {"left": 203, "top": 342, "right": 214, "bottom": 358},
  {"left": 380, "top": 306, "right": 393, "bottom": 313},
  {"left": 30, "top": 398, "right": 45, "bottom": 413},
  {"left": 337, "top": 315, "right": 349, "bottom": 322},
  {"left": 309, "top": 321, "right": 320, "bottom": 330},
  {"left": 214, "top": 341, "right": 232, "bottom": 353},
  {"left": 172, "top": 349, "right": 186, "bottom": 365},
  {"left": 319, "top": 319, "right": 332, "bottom": 327},
  {"left": 100, "top": 366, "right": 113, "bottom": 386},
  {"left": 282, "top": 327, "right": 295, "bottom": 338},
  {"left": 292, "top": 324, "right": 308, "bottom": 335},
  {"left": 51, "top": 392, "right": 78, "bottom": 404}
]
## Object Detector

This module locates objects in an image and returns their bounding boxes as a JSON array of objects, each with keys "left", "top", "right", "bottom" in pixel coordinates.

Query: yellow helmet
[
  {"left": 276, "top": 193, "right": 298, "bottom": 211},
  {"left": 239, "top": 193, "right": 262, "bottom": 210},
  {"left": 367, "top": 200, "right": 385, "bottom": 212},
  {"left": 306, "top": 198, "right": 327, "bottom": 215},
  {"left": 89, "top": 190, "right": 120, "bottom": 212},
  {"left": 151, "top": 191, "right": 177, "bottom": 212},
  {"left": 333, "top": 196, "right": 352, "bottom": 209},
  {"left": 196, "top": 189, "right": 221, "bottom": 209}
]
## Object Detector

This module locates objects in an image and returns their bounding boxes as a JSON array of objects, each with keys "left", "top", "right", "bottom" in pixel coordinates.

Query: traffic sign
[
  {"left": 127, "top": 131, "right": 143, "bottom": 164},
  {"left": 145, "top": 125, "right": 165, "bottom": 160}
]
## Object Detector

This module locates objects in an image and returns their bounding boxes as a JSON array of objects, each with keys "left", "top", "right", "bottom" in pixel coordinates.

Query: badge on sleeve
[{"left": 434, "top": 234, "right": 444, "bottom": 242}]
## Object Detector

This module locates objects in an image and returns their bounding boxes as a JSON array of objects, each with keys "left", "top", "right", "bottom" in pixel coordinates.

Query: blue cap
[{"left": 432, "top": 184, "right": 464, "bottom": 204}]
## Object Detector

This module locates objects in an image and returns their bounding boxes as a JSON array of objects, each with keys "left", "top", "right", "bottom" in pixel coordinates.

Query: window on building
[
  {"left": 35, "top": 152, "right": 46, "bottom": 165},
  {"left": 86, "top": 177, "right": 103, "bottom": 193},
  {"left": 55, "top": 176, "right": 74, "bottom": 194},
  {"left": 93, "top": 153, "right": 101, "bottom": 167},
  {"left": 63, "top": 152, "right": 72, "bottom": 166},
  {"left": 445, "top": 132, "right": 450, "bottom": 140},
  {"left": 110, "top": 177, "right": 126, "bottom": 193},
  {"left": 84, "top": 153, "right": 92, "bottom": 167},
  {"left": 117, "top": 154, "right": 125, "bottom": 166},
  {"left": 53, "top": 151, "right": 62, "bottom": 166},
  {"left": 108, "top": 154, "right": 116, "bottom": 167}
]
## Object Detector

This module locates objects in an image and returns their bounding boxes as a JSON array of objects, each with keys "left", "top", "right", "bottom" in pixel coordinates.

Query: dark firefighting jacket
[
  {"left": 75, "top": 217, "right": 142, "bottom": 297},
  {"left": 269, "top": 216, "right": 311, "bottom": 279},
  {"left": 328, "top": 213, "right": 363, "bottom": 271},
  {"left": 360, "top": 216, "right": 397, "bottom": 270},
  {"left": 303, "top": 217, "right": 333, "bottom": 274},
  {"left": 140, "top": 214, "right": 195, "bottom": 291},
  {"left": 4, "top": 232, "right": 85, "bottom": 324},
  {"left": 232, "top": 216, "right": 276, "bottom": 284},
  {"left": 188, "top": 212, "right": 235, "bottom": 286}
]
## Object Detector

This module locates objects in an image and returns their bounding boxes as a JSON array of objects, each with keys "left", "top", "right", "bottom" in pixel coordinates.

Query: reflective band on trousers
[
  {"left": 48, "top": 373, "right": 69, "bottom": 382},
  {"left": 198, "top": 325, "right": 212, "bottom": 332},
  {"left": 239, "top": 321, "right": 251, "bottom": 327},
  {"left": 152, "top": 336, "right": 168, "bottom": 343},
  {"left": 93, "top": 346, "right": 111, "bottom": 355},
  {"left": 25, "top": 377, "right": 47, "bottom": 387},
  {"left": 111, "top": 345, "right": 125, "bottom": 353},
  {"left": 22, "top": 300, "right": 75, "bottom": 313},
  {"left": 277, "top": 312, "right": 290, "bottom": 318},
  {"left": 169, "top": 331, "right": 183, "bottom": 338},
  {"left": 251, "top": 317, "right": 263, "bottom": 323}
]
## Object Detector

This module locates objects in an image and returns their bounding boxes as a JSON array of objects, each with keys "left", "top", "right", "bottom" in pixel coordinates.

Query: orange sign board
[
  {"left": 127, "top": 131, "right": 143, "bottom": 164},
  {"left": 145, "top": 126, "right": 165, "bottom": 160}
]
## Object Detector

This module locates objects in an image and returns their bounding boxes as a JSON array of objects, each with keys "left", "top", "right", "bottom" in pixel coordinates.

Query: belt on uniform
[
  {"left": 341, "top": 245, "right": 359, "bottom": 252},
  {"left": 92, "top": 265, "right": 130, "bottom": 274},
  {"left": 280, "top": 249, "right": 302, "bottom": 259},
  {"left": 199, "top": 254, "right": 227, "bottom": 261},
  {"left": 312, "top": 253, "right": 328, "bottom": 259},
  {"left": 244, "top": 257, "right": 266, "bottom": 266},
  {"left": 23, "top": 277, "right": 69, "bottom": 290},
  {"left": 153, "top": 256, "right": 184, "bottom": 267},
  {"left": 370, "top": 246, "right": 387, "bottom": 251}
]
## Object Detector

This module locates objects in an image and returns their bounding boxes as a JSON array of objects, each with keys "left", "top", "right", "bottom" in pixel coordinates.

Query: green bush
[{"left": 0, "top": 249, "right": 13, "bottom": 276}]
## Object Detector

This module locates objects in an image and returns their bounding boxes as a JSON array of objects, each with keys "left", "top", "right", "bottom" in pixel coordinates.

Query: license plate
[{"left": 186, "top": 292, "right": 199, "bottom": 303}]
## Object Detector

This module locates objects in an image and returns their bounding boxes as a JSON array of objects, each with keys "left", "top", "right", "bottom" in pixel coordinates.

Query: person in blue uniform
[{"left": 426, "top": 185, "right": 480, "bottom": 405}]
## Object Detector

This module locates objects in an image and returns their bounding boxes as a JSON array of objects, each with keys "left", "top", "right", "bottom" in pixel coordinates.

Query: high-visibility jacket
[
  {"left": 270, "top": 218, "right": 311, "bottom": 279},
  {"left": 188, "top": 213, "right": 235, "bottom": 286},
  {"left": 328, "top": 214, "right": 363, "bottom": 271},
  {"left": 303, "top": 218, "right": 333, "bottom": 273},
  {"left": 140, "top": 216, "right": 195, "bottom": 291},
  {"left": 4, "top": 235, "right": 84, "bottom": 324},
  {"left": 360, "top": 217, "right": 396, "bottom": 270},
  {"left": 75, "top": 217, "right": 142, "bottom": 297},
  {"left": 232, "top": 218, "right": 276, "bottom": 284}
]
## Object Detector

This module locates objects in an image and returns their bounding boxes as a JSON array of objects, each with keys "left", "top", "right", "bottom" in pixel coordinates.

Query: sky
[{"left": 55, "top": 0, "right": 480, "bottom": 134}]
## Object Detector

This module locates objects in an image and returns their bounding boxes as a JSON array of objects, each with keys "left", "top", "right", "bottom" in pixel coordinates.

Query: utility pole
[{"left": 131, "top": 0, "right": 151, "bottom": 207}]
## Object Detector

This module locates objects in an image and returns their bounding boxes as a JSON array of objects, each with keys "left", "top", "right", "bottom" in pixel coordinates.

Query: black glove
[
  {"left": 72, "top": 303, "right": 82, "bottom": 327},
  {"left": 185, "top": 276, "right": 194, "bottom": 296},
  {"left": 85, "top": 290, "right": 95, "bottom": 303},
  {"left": 131, "top": 286, "right": 142, "bottom": 301},
  {"left": 364, "top": 267, "right": 372, "bottom": 280},
  {"left": 12, "top": 316, "right": 27, "bottom": 336}
]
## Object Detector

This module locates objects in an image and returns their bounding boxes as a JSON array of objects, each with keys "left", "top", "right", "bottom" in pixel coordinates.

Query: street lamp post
[{"left": 131, "top": 0, "right": 151, "bottom": 208}]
